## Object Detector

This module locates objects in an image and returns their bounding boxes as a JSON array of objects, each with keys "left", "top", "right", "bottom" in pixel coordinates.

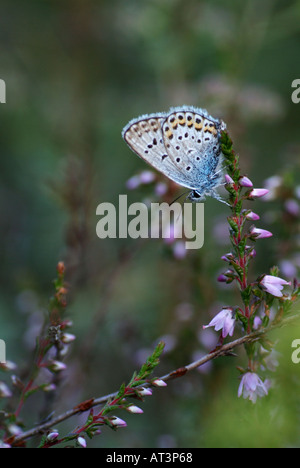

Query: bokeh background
[{"left": 1, "top": 0, "right": 300, "bottom": 448}]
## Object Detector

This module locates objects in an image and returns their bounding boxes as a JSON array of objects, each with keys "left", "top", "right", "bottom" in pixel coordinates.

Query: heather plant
[{"left": 1, "top": 127, "right": 298, "bottom": 448}]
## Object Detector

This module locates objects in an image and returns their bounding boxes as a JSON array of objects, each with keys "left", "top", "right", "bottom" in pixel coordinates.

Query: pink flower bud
[
  {"left": 138, "top": 387, "right": 153, "bottom": 396},
  {"left": 248, "top": 188, "right": 269, "bottom": 198},
  {"left": 111, "top": 417, "right": 127, "bottom": 428},
  {"left": 155, "top": 182, "right": 168, "bottom": 196},
  {"left": 225, "top": 174, "right": 234, "bottom": 184},
  {"left": 217, "top": 274, "right": 228, "bottom": 282},
  {"left": 245, "top": 211, "right": 260, "bottom": 221},
  {"left": 139, "top": 170, "right": 155, "bottom": 184},
  {"left": 127, "top": 405, "right": 143, "bottom": 414},
  {"left": 61, "top": 333, "right": 76, "bottom": 344},
  {"left": 48, "top": 360, "right": 67, "bottom": 373},
  {"left": 0, "top": 441, "right": 11, "bottom": 448},
  {"left": 284, "top": 199, "right": 300, "bottom": 217},
  {"left": 152, "top": 379, "right": 167, "bottom": 387},
  {"left": 47, "top": 432, "right": 59, "bottom": 442},
  {"left": 250, "top": 227, "right": 273, "bottom": 239},
  {"left": 77, "top": 436, "right": 87, "bottom": 448},
  {"left": 240, "top": 176, "right": 253, "bottom": 187},
  {"left": 126, "top": 175, "right": 140, "bottom": 190},
  {"left": 0, "top": 382, "right": 12, "bottom": 398}
]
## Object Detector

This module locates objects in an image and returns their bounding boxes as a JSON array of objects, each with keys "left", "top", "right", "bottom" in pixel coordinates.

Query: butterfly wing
[
  {"left": 122, "top": 107, "right": 226, "bottom": 192},
  {"left": 161, "top": 106, "right": 225, "bottom": 190}
]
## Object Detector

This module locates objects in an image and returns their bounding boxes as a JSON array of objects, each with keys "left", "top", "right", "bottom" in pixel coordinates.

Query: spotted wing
[
  {"left": 122, "top": 113, "right": 196, "bottom": 188},
  {"left": 161, "top": 106, "right": 225, "bottom": 189}
]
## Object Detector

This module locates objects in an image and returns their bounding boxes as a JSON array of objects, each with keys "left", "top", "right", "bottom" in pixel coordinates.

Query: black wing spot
[
  {"left": 162, "top": 154, "right": 168, "bottom": 160},
  {"left": 186, "top": 166, "right": 191, "bottom": 171},
  {"left": 176, "top": 157, "right": 181, "bottom": 162}
]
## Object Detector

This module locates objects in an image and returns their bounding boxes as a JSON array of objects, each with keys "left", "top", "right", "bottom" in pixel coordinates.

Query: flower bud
[
  {"left": 127, "top": 405, "right": 143, "bottom": 414},
  {"left": 240, "top": 176, "right": 253, "bottom": 187},
  {"left": 77, "top": 436, "right": 87, "bottom": 448}
]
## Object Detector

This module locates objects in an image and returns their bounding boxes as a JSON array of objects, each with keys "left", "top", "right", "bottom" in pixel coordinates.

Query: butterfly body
[{"left": 122, "top": 106, "right": 227, "bottom": 203}]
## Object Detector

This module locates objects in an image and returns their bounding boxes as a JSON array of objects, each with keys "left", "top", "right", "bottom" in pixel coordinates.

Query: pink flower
[
  {"left": 126, "top": 175, "right": 140, "bottom": 190},
  {"left": 245, "top": 211, "right": 260, "bottom": 221},
  {"left": 260, "top": 275, "right": 291, "bottom": 297},
  {"left": 77, "top": 436, "right": 87, "bottom": 448},
  {"left": 139, "top": 170, "right": 155, "bottom": 184},
  {"left": 172, "top": 241, "right": 187, "bottom": 259},
  {"left": 240, "top": 176, "right": 253, "bottom": 187},
  {"left": 47, "top": 432, "right": 59, "bottom": 442},
  {"left": 138, "top": 387, "right": 152, "bottom": 397},
  {"left": 248, "top": 188, "right": 269, "bottom": 198},
  {"left": 250, "top": 227, "right": 273, "bottom": 239},
  {"left": 238, "top": 372, "right": 268, "bottom": 403},
  {"left": 0, "top": 382, "right": 12, "bottom": 398},
  {"left": 111, "top": 417, "right": 127, "bottom": 428},
  {"left": 203, "top": 308, "right": 235, "bottom": 338},
  {"left": 253, "top": 316, "right": 262, "bottom": 330},
  {"left": 127, "top": 405, "right": 143, "bottom": 414},
  {"left": 225, "top": 174, "right": 234, "bottom": 184},
  {"left": 284, "top": 199, "right": 299, "bottom": 217},
  {"left": 47, "top": 360, "right": 67, "bottom": 373},
  {"left": 152, "top": 379, "right": 167, "bottom": 387}
]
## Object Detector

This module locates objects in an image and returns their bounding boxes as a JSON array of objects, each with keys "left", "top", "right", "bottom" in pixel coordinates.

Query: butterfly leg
[{"left": 211, "top": 190, "right": 230, "bottom": 206}]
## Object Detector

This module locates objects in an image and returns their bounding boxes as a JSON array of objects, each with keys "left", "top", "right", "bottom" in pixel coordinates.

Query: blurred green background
[{"left": 1, "top": 0, "right": 300, "bottom": 448}]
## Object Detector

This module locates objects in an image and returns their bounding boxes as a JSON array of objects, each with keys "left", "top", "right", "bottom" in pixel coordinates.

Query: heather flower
[
  {"left": 0, "top": 382, "right": 12, "bottom": 398},
  {"left": 240, "top": 176, "right": 253, "bottom": 187},
  {"left": 77, "top": 436, "right": 87, "bottom": 448},
  {"left": 61, "top": 333, "right": 76, "bottom": 344},
  {"left": 238, "top": 372, "right": 268, "bottom": 403},
  {"left": 152, "top": 379, "right": 167, "bottom": 387},
  {"left": 111, "top": 417, "right": 127, "bottom": 428},
  {"left": 248, "top": 188, "right": 269, "bottom": 198},
  {"left": 47, "top": 431, "right": 59, "bottom": 442},
  {"left": 260, "top": 275, "right": 291, "bottom": 298},
  {"left": 126, "top": 175, "right": 141, "bottom": 190},
  {"left": 0, "top": 361, "right": 17, "bottom": 372},
  {"left": 203, "top": 308, "right": 235, "bottom": 338},
  {"left": 245, "top": 211, "right": 260, "bottom": 221},
  {"left": 284, "top": 199, "right": 299, "bottom": 217},
  {"left": 0, "top": 441, "right": 11, "bottom": 448},
  {"left": 263, "top": 175, "right": 282, "bottom": 200},
  {"left": 225, "top": 174, "right": 234, "bottom": 184},
  {"left": 217, "top": 274, "right": 228, "bottom": 283},
  {"left": 47, "top": 360, "right": 67, "bottom": 373},
  {"left": 138, "top": 387, "right": 153, "bottom": 396},
  {"left": 139, "top": 170, "right": 156, "bottom": 184},
  {"left": 127, "top": 405, "right": 143, "bottom": 414},
  {"left": 155, "top": 182, "right": 168, "bottom": 196},
  {"left": 253, "top": 316, "right": 262, "bottom": 330},
  {"left": 172, "top": 241, "right": 187, "bottom": 260},
  {"left": 250, "top": 227, "right": 273, "bottom": 239}
]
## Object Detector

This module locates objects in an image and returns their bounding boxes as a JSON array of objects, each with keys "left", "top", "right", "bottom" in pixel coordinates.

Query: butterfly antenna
[{"left": 169, "top": 190, "right": 190, "bottom": 206}]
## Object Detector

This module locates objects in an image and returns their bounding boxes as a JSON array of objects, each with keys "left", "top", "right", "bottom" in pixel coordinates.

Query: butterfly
[{"left": 122, "top": 106, "right": 228, "bottom": 204}]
